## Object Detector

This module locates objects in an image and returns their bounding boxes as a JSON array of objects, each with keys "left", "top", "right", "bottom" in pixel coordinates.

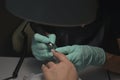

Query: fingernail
[
  {"left": 51, "top": 49, "right": 55, "bottom": 52},
  {"left": 41, "top": 64, "right": 45, "bottom": 68}
]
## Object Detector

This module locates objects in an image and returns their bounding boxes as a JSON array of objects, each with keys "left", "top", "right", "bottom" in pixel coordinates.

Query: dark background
[
  {"left": 0, "top": 0, "right": 22, "bottom": 56},
  {"left": 0, "top": 0, "right": 119, "bottom": 56}
]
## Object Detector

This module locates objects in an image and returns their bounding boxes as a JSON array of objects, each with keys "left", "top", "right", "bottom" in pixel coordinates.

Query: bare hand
[{"left": 41, "top": 50, "right": 78, "bottom": 80}]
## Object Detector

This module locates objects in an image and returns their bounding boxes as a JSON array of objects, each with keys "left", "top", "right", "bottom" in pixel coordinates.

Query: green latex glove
[
  {"left": 31, "top": 33, "right": 56, "bottom": 61},
  {"left": 56, "top": 45, "right": 106, "bottom": 73}
]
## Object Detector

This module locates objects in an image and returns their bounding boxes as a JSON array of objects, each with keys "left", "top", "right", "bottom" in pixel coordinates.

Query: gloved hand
[
  {"left": 31, "top": 33, "right": 56, "bottom": 61},
  {"left": 55, "top": 45, "right": 106, "bottom": 74}
]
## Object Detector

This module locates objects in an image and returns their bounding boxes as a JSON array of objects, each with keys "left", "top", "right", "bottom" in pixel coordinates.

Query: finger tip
[
  {"left": 41, "top": 64, "right": 45, "bottom": 69},
  {"left": 41, "top": 64, "right": 44, "bottom": 67},
  {"left": 34, "top": 33, "right": 39, "bottom": 36},
  {"left": 49, "top": 34, "right": 56, "bottom": 37},
  {"left": 51, "top": 49, "right": 58, "bottom": 54},
  {"left": 34, "top": 33, "right": 39, "bottom": 39},
  {"left": 51, "top": 49, "right": 55, "bottom": 52}
]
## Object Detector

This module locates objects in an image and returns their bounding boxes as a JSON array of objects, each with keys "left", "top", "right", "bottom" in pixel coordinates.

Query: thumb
[
  {"left": 55, "top": 46, "right": 71, "bottom": 55},
  {"left": 34, "top": 33, "right": 50, "bottom": 43}
]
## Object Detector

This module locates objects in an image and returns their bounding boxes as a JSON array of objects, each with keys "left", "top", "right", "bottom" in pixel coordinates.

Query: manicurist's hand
[
  {"left": 31, "top": 33, "right": 56, "bottom": 61},
  {"left": 41, "top": 50, "right": 78, "bottom": 80}
]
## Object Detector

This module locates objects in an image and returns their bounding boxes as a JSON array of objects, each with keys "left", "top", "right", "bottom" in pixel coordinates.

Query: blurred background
[
  {"left": 0, "top": 0, "right": 22, "bottom": 56},
  {"left": 0, "top": 0, "right": 119, "bottom": 57}
]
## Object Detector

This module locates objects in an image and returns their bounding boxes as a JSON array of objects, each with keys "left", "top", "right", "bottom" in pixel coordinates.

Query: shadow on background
[{"left": 0, "top": 0, "right": 22, "bottom": 57}]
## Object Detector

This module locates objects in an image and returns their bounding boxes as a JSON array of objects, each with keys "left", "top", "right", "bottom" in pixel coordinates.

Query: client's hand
[{"left": 41, "top": 50, "right": 78, "bottom": 80}]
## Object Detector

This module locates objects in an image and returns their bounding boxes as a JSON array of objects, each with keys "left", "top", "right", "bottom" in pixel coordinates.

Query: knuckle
[{"left": 48, "top": 61, "right": 53, "bottom": 64}]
